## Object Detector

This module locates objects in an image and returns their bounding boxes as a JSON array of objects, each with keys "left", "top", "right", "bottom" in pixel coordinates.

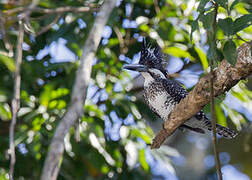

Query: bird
[{"left": 123, "top": 39, "right": 238, "bottom": 138}]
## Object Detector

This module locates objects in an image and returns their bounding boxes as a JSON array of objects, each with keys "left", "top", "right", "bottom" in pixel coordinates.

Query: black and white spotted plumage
[{"left": 137, "top": 40, "right": 237, "bottom": 139}]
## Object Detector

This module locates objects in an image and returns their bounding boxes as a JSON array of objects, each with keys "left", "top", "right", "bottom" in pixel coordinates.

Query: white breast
[
  {"left": 148, "top": 91, "right": 175, "bottom": 120},
  {"left": 141, "top": 72, "right": 176, "bottom": 121}
]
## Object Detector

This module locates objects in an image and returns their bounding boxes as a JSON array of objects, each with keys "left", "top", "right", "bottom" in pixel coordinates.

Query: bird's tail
[
  {"left": 215, "top": 123, "right": 238, "bottom": 139},
  {"left": 184, "top": 116, "right": 238, "bottom": 139}
]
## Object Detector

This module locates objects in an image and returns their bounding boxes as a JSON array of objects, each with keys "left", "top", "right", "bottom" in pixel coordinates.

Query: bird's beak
[{"left": 123, "top": 64, "right": 148, "bottom": 72}]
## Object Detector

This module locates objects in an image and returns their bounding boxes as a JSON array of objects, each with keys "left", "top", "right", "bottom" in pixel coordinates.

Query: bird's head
[{"left": 123, "top": 39, "right": 167, "bottom": 79}]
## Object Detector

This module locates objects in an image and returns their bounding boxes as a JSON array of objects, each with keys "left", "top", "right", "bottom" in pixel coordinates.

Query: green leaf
[
  {"left": 223, "top": 40, "right": 237, "bottom": 66},
  {"left": 195, "top": 47, "right": 208, "bottom": 70},
  {"left": 199, "top": 10, "right": 215, "bottom": 30},
  {"left": 164, "top": 46, "right": 195, "bottom": 60},
  {"left": 230, "top": 0, "right": 240, "bottom": 11},
  {"left": 215, "top": 0, "right": 228, "bottom": 10},
  {"left": 197, "top": 0, "right": 209, "bottom": 12},
  {"left": 215, "top": 104, "right": 227, "bottom": 127},
  {"left": 139, "top": 149, "right": 149, "bottom": 172},
  {"left": 190, "top": 20, "right": 199, "bottom": 41},
  {"left": 0, "top": 54, "right": 15, "bottom": 72},
  {"left": 233, "top": 14, "right": 252, "bottom": 34},
  {"left": 218, "top": 18, "right": 234, "bottom": 36}
]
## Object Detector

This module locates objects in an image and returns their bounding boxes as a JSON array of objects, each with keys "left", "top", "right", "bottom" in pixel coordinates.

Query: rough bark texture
[
  {"left": 151, "top": 42, "right": 252, "bottom": 149},
  {"left": 40, "top": 1, "right": 117, "bottom": 179}
]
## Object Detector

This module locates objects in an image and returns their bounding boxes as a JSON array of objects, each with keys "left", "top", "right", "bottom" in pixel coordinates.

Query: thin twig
[
  {"left": 153, "top": 0, "right": 160, "bottom": 14},
  {"left": 35, "top": 14, "right": 62, "bottom": 36},
  {"left": 9, "top": 20, "right": 24, "bottom": 180},
  {"left": 210, "top": 3, "right": 223, "bottom": 180},
  {"left": 40, "top": 1, "right": 117, "bottom": 179},
  {"left": 0, "top": 12, "right": 14, "bottom": 57}
]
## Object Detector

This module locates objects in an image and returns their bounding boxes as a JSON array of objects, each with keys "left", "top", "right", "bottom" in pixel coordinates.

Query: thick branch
[
  {"left": 40, "top": 1, "right": 117, "bottom": 180},
  {"left": 4, "top": 6, "right": 98, "bottom": 15},
  {"left": 151, "top": 42, "right": 252, "bottom": 149},
  {"left": 9, "top": 21, "right": 24, "bottom": 180}
]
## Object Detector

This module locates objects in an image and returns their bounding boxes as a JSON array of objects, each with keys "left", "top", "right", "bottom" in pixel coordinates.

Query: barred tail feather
[{"left": 215, "top": 124, "right": 238, "bottom": 139}]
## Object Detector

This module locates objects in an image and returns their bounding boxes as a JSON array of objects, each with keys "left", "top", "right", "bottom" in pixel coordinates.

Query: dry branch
[
  {"left": 40, "top": 0, "right": 117, "bottom": 180},
  {"left": 9, "top": 21, "right": 24, "bottom": 180},
  {"left": 151, "top": 42, "right": 252, "bottom": 149},
  {"left": 3, "top": 6, "right": 98, "bottom": 15}
]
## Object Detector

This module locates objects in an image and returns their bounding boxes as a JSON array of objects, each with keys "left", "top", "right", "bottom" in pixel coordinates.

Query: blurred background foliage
[{"left": 0, "top": 0, "right": 252, "bottom": 179}]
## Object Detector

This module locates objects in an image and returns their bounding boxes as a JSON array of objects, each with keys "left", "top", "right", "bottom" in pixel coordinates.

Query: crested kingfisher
[{"left": 124, "top": 40, "right": 237, "bottom": 138}]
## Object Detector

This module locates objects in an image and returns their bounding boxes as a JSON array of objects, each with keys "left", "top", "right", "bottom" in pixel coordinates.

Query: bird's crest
[{"left": 139, "top": 38, "right": 167, "bottom": 75}]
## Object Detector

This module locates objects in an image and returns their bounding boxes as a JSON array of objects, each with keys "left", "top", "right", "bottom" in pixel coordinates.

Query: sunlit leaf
[
  {"left": 164, "top": 47, "right": 195, "bottom": 60},
  {"left": 0, "top": 54, "right": 15, "bottom": 72},
  {"left": 230, "top": 0, "right": 240, "bottom": 11},
  {"left": 215, "top": 104, "right": 227, "bottom": 127},
  {"left": 139, "top": 149, "right": 149, "bottom": 172},
  {"left": 195, "top": 47, "right": 208, "bottom": 70},
  {"left": 233, "top": 14, "right": 252, "bottom": 34}
]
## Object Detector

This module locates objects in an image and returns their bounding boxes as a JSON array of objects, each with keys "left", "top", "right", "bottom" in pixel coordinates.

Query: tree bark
[
  {"left": 151, "top": 42, "right": 252, "bottom": 149},
  {"left": 40, "top": 1, "right": 117, "bottom": 179}
]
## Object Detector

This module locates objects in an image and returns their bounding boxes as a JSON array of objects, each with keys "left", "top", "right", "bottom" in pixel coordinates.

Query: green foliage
[
  {"left": 0, "top": 0, "right": 252, "bottom": 179},
  {"left": 223, "top": 40, "right": 237, "bottom": 66}
]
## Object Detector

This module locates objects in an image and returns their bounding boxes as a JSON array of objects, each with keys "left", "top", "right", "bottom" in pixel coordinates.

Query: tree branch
[
  {"left": 35, "top": 14, "right": 62, "bottom": 36},
  {"left": 4, "top": 6, "right": 98, "bottom": 15},
  {"left": 151, "top": 42, "right": 252, "bottom": 149},
  {"left": 9, "top": 21, "right": 24, "bottom": 180},
  {"left": 40, "top": 0, "right": 117, "bottom": 180}
]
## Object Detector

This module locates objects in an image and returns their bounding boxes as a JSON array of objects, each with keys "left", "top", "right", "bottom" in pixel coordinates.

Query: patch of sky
[
  {"left": 36, "top": 46, "right": 49, "bottom": 60},
  {"left": 222, "top": 165, "right": 250, "bottom": 180},
  {"left": 224, "top": 92, "right": 252, "bottom": 121},
  {"left": 171, "top": 155, "right": 187, "bottom": 167},
  {"left": 151, "top": 161, "right": 178, "bottom": 180},
  {"left": 102, "top": 26, "right": 112, "bottom": 39},
  {"left": 51, "top": 70, "right": 57, "bottom": 77},
  {"left": 116, "top": 0, "right": 123, "bottom": 7},
  {"left": 52, "top": 23, "right": 59, "bottom": 30},
  {"left": 43, "top": 61, "right": 48, "bottom": 67},
  {"left": 122, "top": 19, "right": 138, "bottom": 29},
  {"left": 144, "top": 9, "right": 150, "bottom": 14},
  {"left": 26, "top": 55, "right": 34, "bottom": 61},
  {"left": 102, "top": 39, "right": 109, "bottom": 45},
  {"left": 125, "top": 3, "right": 132, "bottom": 17},
  {"left": 29, "top": 35, "right": 35, "bottom": 43},
  {"left": 37, "top": 78, "right": 45, "bottom": 86},
  {"left": 113, "top": 82, "right": 123, "bottom": 92},
  {"left": 99, "top": 89, "right": 108, "bottom": 101},
  {"left": 124, "top": 114, "right": 135, "bottom": 125},
  {"left": 17, "top": 143, "right": 28, "bottom": 155},
  {"left": 219, "top": 152, "right": 230, "bottom": 165},
  {"left": 22, "top": 42, "right": 30, "bottom": 51},
  {"left": 137, "top": 35, "right": 144, "bottom": 42},
  {"left": 99, "top": 104, "right": 106, "bottom": 112},
  {"left": 77, "top": 18, "right": 87, "bottom": 29},
  {"left": 204, "top": 154, "right": 215, "bottom": 169},
  {"left": 195, "top": 136, "right": 209, "bottom": 150},
  {"left": 59, "top": 18, "right": 64, "bottom": 25},
  {"left": 166, "top": 57, "right": 184, "bottom": 74},
  {"left": 49, "top": 38, "right": 77, "bottom": 63},
  {"left": 133, "top": 33, "right": 139, "bottom": 39},
  {"left": 176, "top": 64, "right": 204, "bottom": 88},
  {"left": 86, "top": 85, "right": 99, "bottom": 100}
]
